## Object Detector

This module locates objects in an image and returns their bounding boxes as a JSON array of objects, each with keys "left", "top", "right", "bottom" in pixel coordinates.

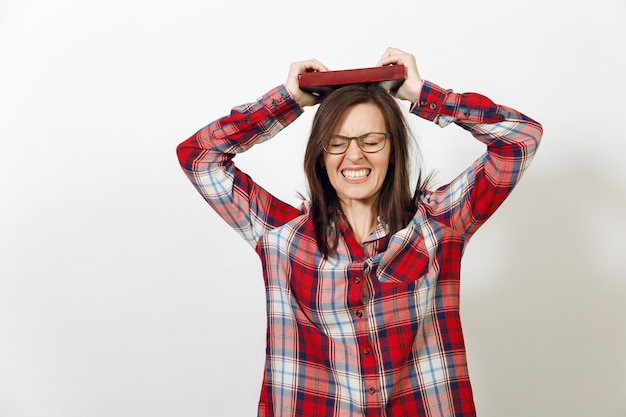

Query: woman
[{"left": 177, "top": 47, "right": 542, "bottom": 417}]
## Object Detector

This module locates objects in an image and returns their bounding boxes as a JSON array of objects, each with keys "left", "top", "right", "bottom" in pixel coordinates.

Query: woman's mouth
[{"left": 341, "top": 169, "right": 371, "bottom": 180}]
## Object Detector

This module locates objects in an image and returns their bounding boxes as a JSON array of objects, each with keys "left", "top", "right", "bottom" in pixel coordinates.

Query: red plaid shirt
[{"left": 177, "top": 81, "right": 542, "bottom": 416}]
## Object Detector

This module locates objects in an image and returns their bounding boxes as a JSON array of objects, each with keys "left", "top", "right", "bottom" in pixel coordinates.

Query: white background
[{"left": 1, "top": 0, "right": 625, "bottom": 416}]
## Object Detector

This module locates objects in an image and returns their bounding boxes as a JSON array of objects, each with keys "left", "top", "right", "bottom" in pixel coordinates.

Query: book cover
[{"left": 298, "top": 65, "right": 405, "bottom": 95}]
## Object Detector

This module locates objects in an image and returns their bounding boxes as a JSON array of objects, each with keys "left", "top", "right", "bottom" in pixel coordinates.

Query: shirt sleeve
[
  {"left": 411, "top": 80, "right": 543, "bottom": 238},
  {"left": 176, "top": 85, "right": 305, "bottom": 248}
]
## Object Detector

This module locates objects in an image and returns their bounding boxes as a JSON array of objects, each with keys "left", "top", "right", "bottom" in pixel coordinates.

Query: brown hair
[{"left": 303, "top": 84, "right": 431, "bottom": 258}]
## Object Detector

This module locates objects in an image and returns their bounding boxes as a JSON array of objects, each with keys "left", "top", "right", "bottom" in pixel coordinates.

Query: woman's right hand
[{"left": 285, "top": 59, "right": 329, "bottom": 108}]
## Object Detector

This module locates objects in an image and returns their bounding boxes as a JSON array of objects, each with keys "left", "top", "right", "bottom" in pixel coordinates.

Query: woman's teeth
[{"left": 342, "top": 169, "right": 370, "bottom": 180}]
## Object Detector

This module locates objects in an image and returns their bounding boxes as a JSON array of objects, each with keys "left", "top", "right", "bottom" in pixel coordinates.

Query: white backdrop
[{"left": 1, "top": 0, "right": 625, "bottom": 416}]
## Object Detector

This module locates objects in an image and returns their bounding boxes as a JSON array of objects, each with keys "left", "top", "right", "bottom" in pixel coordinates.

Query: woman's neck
[{"left": 340, "top": 200, "right": 378, "bottom": 244}]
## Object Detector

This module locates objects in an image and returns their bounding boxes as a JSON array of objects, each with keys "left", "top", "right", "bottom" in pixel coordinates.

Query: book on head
[{"left": 298, "top": 65, "right": 405, "bottom": 96}]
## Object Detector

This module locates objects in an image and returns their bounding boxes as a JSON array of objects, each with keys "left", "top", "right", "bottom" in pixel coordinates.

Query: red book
[{"left": 298, "top": 65, "right": 405, "bottom": 95}]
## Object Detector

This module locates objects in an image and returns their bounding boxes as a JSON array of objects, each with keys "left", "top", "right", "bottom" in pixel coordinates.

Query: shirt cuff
[
  {"left": 410, "top": 80, "right": 505, "bottom": 125},
  {"left": 409, "top": 80, "right": 448, "bottom": 122},
  {"left": 260, "top": 85, "right": 304, "bottom": 127}
]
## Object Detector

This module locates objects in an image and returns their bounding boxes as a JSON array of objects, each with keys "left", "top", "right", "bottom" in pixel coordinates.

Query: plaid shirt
[{"left": 177, "top": 81, "right": 542, "bottom": 417}]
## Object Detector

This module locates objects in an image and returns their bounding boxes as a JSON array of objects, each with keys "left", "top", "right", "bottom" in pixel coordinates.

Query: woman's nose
[{"left": 345, "top": 139, "right": 363, "bottom": 161}]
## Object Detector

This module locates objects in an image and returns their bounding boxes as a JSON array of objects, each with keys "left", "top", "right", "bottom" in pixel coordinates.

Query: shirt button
[
  {"left": 369, "top": 387, "right": 376, "bottom": 395},
  {"left": 429, "top": 103, "right": 437, "bottom": 110},
  {"left": 463, "top": 111, "right": 470, "bottom": 117},
  {"left": 356, "top": 310, "right": 363, "bottom": 318},
  {"left": 245, "top": 118, "right": 251, "bottom": 124},
  {"left": 363, "top": 348, "right": 371, "bottom": 355},
  {"left": 354, "top": 277, "right": 361, "bottom": 284},
  {"left": 420, "top": 100, "right": 427, "bottom": 107}
]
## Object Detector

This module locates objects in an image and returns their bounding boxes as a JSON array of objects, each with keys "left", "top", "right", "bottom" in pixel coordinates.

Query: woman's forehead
[{"left": 334, "top": 103, "right": 386, "bottom": 134}]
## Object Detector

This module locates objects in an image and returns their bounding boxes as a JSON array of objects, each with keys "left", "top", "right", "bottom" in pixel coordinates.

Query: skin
[
  {"left": 322, "top": 103, "right": 391, "bottom": 243},
  {"left": 285, "top": 47, "right": 425, "bottom": 243}
]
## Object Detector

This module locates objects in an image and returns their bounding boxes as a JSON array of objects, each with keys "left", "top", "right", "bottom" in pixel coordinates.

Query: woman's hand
[
  {"left": 285, "top": 59, "right": 329, "bottom": 108},
  {"left": 376, "top": 47, "right": 424, "bottom": 103}
]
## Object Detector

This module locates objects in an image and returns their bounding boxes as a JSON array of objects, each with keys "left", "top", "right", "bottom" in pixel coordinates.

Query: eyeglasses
[{"left": 322, "top": 132, "right": 389, "bottom": 154}]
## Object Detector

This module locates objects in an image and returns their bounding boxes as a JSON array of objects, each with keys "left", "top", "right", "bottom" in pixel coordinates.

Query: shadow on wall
[{"left": 462, "top": 153, "right": 626, "bottom": 417}]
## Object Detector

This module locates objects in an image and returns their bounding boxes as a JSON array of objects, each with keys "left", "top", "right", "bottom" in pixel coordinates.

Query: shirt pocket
[{"left": 375, "top": 223, "right": 433, "bottom": 285}]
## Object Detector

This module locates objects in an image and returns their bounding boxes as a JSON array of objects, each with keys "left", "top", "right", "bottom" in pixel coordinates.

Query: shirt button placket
[{"left": 353, "top": 276, "right": 366, "bottom": 320}]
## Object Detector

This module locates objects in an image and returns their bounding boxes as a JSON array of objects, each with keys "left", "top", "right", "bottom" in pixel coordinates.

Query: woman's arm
[
  {"left": 176, "top": 60, "right": 329, "bottom": 248},
  {"left": 412, "top": 81, "right": 542, "bottom": 237},
  {"left": 176, "top": 86, "right": 303, "bottom": 247},
  {"left": 379, "top": 47, "right": 543, "bottom": 237}
]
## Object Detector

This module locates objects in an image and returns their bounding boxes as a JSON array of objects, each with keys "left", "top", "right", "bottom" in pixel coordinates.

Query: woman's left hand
[{"left": 376, "top": 47, "right": 424, "bottom": 103}]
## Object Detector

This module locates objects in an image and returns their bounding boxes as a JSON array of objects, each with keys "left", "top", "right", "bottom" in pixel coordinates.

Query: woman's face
[{"left": 322, "top": 102, "right": 391, "bottom": 209}]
